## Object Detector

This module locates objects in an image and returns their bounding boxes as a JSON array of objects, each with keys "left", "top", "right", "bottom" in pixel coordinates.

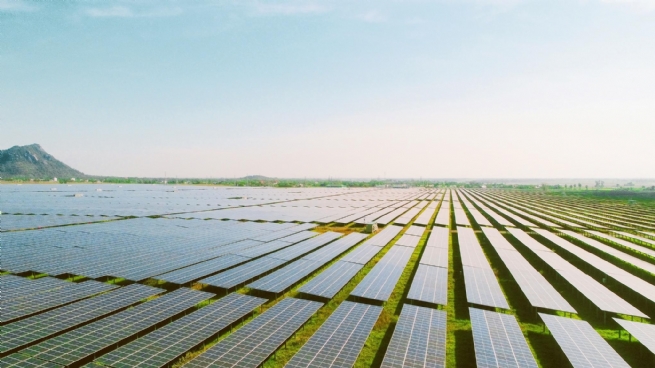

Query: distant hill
[{"left": 0, "top": 144, "right": 85, "bottom": 179}]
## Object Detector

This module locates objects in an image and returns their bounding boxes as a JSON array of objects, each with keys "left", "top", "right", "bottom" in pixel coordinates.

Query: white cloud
[
  {"left": 85, "top": 5, "right": 182, "bottom": 18},
  {"left": 86, "top": 6, "right": 133, "bottom": 18},
  {"left": 601, "top": 0, "right": 655, "bottom": 11},
  {"left": 357, "top": 10, "right": 387, "bottom": 23},
  {"left": 0, "top": 0, "right": 37, "bottom": 12},
  {"left": 253, "top": 2, "right": 329, "bottom": 16}
]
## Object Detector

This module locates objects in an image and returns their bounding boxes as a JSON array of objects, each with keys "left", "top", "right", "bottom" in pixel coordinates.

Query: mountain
[{"left": 0, "top": 144, "right": 85, "bottom": 179}]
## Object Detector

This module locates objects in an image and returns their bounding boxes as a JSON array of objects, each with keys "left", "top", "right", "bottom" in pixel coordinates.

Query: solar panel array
[
  {"left": 395, "top": 233, "right": 421, "bottom": 248},
  {"left": 414, "top": 199, "right": 440, "bottom": 226},
  {"left": 199, "top": 256, "right": 288, "bottom": 289},
  {"left": 2, "top": 279, "right": 117, "bottom": 323},
  {"left": 5, "top": 184, "right": 655, "bottom": 368},
  {"left": 286, "top": 301, "right": 382, "bottom": 368},
  {"left": 249, "top": 233, "right": 366, "bottom": 294},
  {"left": 0, "top": 283, "right": 162, "bottom": 354},
  {"left": 91, "top": 293, "right": 266, "bottom": 368},
  {"left": 155, "top": 254, "right": 251, "bottom": 284},
  {"left": 351, "top": 246, "right": 414, "bottom": 302},
  {"left": 464, "top": 193, "right": 514, "bottom": 227},
  {"left": 481, "top": 227, "right": 575, "bottom": 313},
  {"left": 13, "top": 288, "right": 213, "bottom": 367},
  {"left": 299, "top": 260, "right": 364, "bottom": 299},
  {"left": 381, "top": 305, "right": 446, "bottom": 368},
  {"left": 557, "top": 230, "right": 655, "bottom": 275},
  {"left": 457, "top": 227, "right": 509, "bottom": 309},
  {"left": 407, "top": 264, "right": 448, "bottom": 306},
  {"left": 540, "top": 313, "right": 630, "bottom": 368},
  {"left": 508, "top": 227, "right": 648, "bottom": 318},
  {"left": 433, "top": 197, "right": 451, "bottom": 227},
  {"left": 453, "top": 198, "right": 471, "bottom": 227},
  {"left": 184, "top": 298, "right": 322, "bottom": 368},
  {"left": 470, "top": 308, "right": 538, "bottom": 368},
  {"left": 267, "top": 232, "right": 342, "bottom": 261},
  {"left": 458, "top": 190, "right": 493, "bottom": 227},
  {"left": 473, "top": 197, "right": 536, "bottom": 227},
  {"left": 542, "top": 229, "right": 655, "bottom": 303},
  {"left": 613, "top": 318, "right": 655, "bottom": 355},
  {"left": 587, "top": 230, "right": 655, "bottom": 258},
  {"left": 3, "top": 218, "right": 319, "bottom": 281}
]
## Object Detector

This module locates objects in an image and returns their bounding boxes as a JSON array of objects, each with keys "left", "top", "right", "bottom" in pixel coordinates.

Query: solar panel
[
  {"left": 476, "top": 198, "right": 536, "bottom": 227},
  {"left": 395, "top": 234, "right": 421, "bottom": 248},
  {"left": 248, "top": 259, "right": 321, "bottom": 294},
  {"left": 2, "top": 280, "right": 118, "bottom": 323},
  {"left": 470, "top": 308, "right": 538, "bottom": 368},
  {"left": 414, "top": 205, "right": 439, "bottom": 226},
  {"left": 234, "top": 239, "right": 292, "bottom": 258},
  {"left": 3, "top": 276, "right": 69, "bottom": 299},
  {"left": 91, "top": 293, "right": 266, "bottom": 368},
  {"left": 267, "top": 232, "right": 342, "bottom": 261},
  {"left": 395, "top": 208, "right": 422, "bottom": 225},
  {"left": 407, "top": 264, "right": 448, "bottom": 306},
  {"left": 587, "top": 230, "right": 655, "bottom": 258},
  {"left": 481, "top": 228, "right": 575, "bottom": 313},
  {"left": 251, "top": 229, "right": 298, "bottom": 242},
  {"left": 542, "top": 229, "right": 655, "bottom": 304},
  {"left": 302, "top": 232, "right": 367, "bottom": 262},
  {"left": 375, "top": 208, "right": 408, "bottom": 226},
  {"left": 340, "top": 245, "right": 384, "bottom": 265},
  {"left": 457, "top": 227, "right": 492, "bottom": 269},
  {"left": 540, "top": 313, "right": 630, "bottom": 368},
  {"left": 615, "top": 231, "right": 655, "bottom": 247},
  {"left": 351, "top": 246, "right": 414, "bottom": 301},
  {"left": 17, "top": 288, "right": 214, "bottom": 367},
  {"left": 155, "top": 254, "right": 251, "bottom": 284},
  {"left": 0, "top": 353, "right": 62, "bottom": 368},
  {"left": 462, "top": 266, "right": 509, "bottom": 309},
  {"left": 184, "top": 297, "right": 322, "bottom": 368},
  {"left": 465, "top": 194, "right": 514, "bottom": 227},
  {"left": 556, "top": 230, "right": 655, "bottom": 275},
  {"left": 351, "top": 246, "right": 414, "bottom": 302},
  {"left": 0, "top": 283, "right": 162, "bottom": 355},
  {"left": 508, "top": 228, "right": 648, "bottom": 318},
  {"left": 426, "top": 227, "right": 449, "bottom": 249},
  {"left": 404, "top": 225, "right": 425, "bottom": 237},
  {"left": 299, "top": 261, "right": 364, "bottom": 299},
  {"left": 459, "top": 193, "right": 493, "bottom": 227},
  {"left": 366, "top": 225, "right": 404, "bottom": 247},
  {"left": 199, "top": 256, "right": 287, "bottom": 289},
  {"left": 433, "top": 201, "right": 451, "bottom": 226},
  {"left": 419, "top": 246, "right": 448, "bottom": 268},
  {"left": 381, "top": 305, "right": 446, "bottom": 368},
  {"left": 286, "top": 301, "right": 382, "bottom": 368},
  {"left": 458, "top": 227, "right": 509, "bottom": 309},
  {"left": 278, "top": 230, "right": 319, "bottom": 244},
  {"left": 453, "top": 206, "right": 470, "bottom": 227},
  {"left": 613, "top": 318, "right": 655, "bottom": 355}
]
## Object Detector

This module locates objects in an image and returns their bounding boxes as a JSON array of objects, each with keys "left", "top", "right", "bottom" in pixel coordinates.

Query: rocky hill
[{"left": 0, "top": 144, "right": 85, "bottom": 179}]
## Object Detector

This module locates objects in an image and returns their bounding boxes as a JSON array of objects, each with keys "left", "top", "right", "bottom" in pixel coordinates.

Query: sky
[{"left": 2, "top": 0, "right": 654, "bottom": 179}]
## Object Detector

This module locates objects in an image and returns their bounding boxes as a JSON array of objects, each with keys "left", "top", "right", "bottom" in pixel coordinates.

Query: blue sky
[{"left": 2, "top": 0, "right": 654, "bottom": 178}]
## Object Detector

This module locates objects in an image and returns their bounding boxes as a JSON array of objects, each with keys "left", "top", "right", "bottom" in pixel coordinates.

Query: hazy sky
[{"left": 2, "top": 0, "right": 654, "bottom": 178}]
